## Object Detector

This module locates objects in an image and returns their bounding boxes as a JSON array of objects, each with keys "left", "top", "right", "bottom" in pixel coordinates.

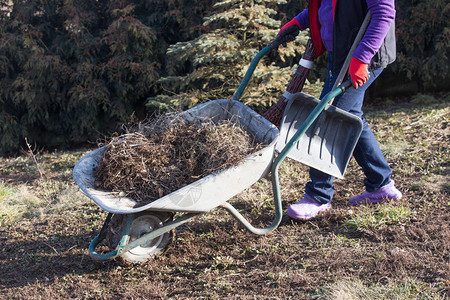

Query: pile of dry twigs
[{"left": 94, "top": 113, "right": 263, "bottom": 203}]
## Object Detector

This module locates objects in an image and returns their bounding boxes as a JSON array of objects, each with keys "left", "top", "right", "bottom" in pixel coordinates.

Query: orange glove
[{"left": 349, "top": 57, "right": 369, "bottom": 89}]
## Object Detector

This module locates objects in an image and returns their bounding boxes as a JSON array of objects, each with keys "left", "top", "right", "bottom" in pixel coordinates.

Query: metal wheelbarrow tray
[
  {"left": 73, "top": 99, "right": 280, "bottom": 263},
  {"left": 74, "top": 99, "right": 279, "bottom": 214}
]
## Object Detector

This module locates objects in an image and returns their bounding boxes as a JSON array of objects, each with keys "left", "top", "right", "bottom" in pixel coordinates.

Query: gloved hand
[
  {"left": 349, "top": 57, "right": 369, "bottom": 88},
  {"left": 277, "top": 18, "right": 300, "bottom": 47}
]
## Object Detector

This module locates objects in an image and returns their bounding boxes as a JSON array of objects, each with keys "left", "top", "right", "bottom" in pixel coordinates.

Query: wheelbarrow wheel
[
  {"left": 121, "top": 212, "right": 173, "bottom": 264},
  {"left": 105, "top": 212, "right": 173, "bottom": 264}
]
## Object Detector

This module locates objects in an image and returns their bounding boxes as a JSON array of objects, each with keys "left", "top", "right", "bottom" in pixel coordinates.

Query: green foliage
[
  {"left": 148, "top": 0, "right": 311, "bottom": 113},
  {"left": 0, "top": 0, "right": 158, "bottom": 154},
  {"left": 135, "top": 0, "right": 214, "bottom": 44},
  {"left": 393, "top": 0, "right": 450, "bottom": 89},
  {"left": 0, "top": 0, "right": 213, "bottom": 155},
  {"left": 343, "top": 203, "right": 412, "bottom": 233},
  {"left": 0, "top": 0, "right": 447, "bottom": 154}
]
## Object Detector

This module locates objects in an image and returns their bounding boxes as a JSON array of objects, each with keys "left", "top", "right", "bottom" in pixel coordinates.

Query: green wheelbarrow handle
[
  {"left": 232, "top": 46, "right": 271, "bottom": 101},
  {"left": 225, "top": 80, "right": 352, "bottom": 235},
  {"left": 232, "top": 35, "right": 284, "bottom": 101}
]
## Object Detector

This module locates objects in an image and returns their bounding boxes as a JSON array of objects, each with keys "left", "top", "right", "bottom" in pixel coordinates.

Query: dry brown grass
[{"left": 94, "top": 114, "right": 263, "bottom": 203}]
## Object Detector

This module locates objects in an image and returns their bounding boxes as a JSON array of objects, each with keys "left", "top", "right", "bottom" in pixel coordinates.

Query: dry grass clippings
[{"left": 94, "top": 113, "right": 264, "bottom": 204}]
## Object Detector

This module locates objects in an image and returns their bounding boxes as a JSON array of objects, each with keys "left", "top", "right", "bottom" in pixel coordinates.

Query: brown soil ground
[{"left": 0, "top": 96, "right": 449, "bottom": 299}]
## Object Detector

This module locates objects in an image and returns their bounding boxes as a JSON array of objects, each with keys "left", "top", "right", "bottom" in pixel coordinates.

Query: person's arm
[
  {"left": 353, "top": 0, "right": 396, "bottom": 63},
  {"left": 293, "top": 9, "right": 310, "bottom": 31},
  {"left": 350, "top": 0, "right": 395, "bottom": 88}
]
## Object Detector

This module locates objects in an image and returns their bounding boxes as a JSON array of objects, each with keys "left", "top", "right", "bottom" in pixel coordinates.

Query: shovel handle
[{"left": 332, "top": 12, "right": 371, "bottom": 90}]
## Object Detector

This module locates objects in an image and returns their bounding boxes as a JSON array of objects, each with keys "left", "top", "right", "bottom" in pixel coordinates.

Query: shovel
[
  {"left": 274, "top": 86, "right": 362, "bottom": 178},
  {"left": 233, "top": 50, "right": 362, "bottom": 179},
  {"left": 233, "top": 13, "right": 371, "bottom": 179},
  {"left": 275, "top": 12, "right": 371, "bottom": 178}
]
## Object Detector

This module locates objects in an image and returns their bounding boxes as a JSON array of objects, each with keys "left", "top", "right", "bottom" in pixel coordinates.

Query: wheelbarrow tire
[
  {"left": 105, "top": 212, "right": 173, "bottom": 264},
  {"left": 122, "top": 212, "right": 173, "bottom": 264}
]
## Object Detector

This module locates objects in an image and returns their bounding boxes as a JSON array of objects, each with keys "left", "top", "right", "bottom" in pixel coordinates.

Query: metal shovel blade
[{"left": 275, "top": 92, "right": 363, "bottom": 179}]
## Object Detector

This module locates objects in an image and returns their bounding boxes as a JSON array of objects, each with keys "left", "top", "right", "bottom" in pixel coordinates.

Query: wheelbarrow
[
  {"left": 73, "top": 38, "right": 361, "bottom": 264},
  {"left": 73, "top": 99, "right": 279, "bottom": 263}
]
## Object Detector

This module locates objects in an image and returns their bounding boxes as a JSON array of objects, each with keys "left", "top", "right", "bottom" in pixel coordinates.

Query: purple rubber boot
[
  {"left": 349, "top": 181, "right": 402, "bottom": 205},
  {"left": 287, "top": 194, "right": 331, "bottom": 220}
]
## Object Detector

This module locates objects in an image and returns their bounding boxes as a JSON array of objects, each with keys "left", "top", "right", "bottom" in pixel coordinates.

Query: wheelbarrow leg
[{"left": 88, "top": 212, "right": 121, "bottom": 260}]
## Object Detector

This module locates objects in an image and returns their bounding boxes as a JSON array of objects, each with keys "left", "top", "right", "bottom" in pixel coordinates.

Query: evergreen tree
[
  {"left": 0, "top": 0, "right": 212, "bottom": 155},
  {"left": 147, "top": 0, "right": 311, "bottom": 113},
  {"left": 393, "top": 0, "right": 449, "bottom": 91}
]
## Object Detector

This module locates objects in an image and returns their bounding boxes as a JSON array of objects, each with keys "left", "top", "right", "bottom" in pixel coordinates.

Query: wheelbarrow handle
[
  {"left": 340, "top": 79, "right": 353, "bottom": 93},
  {"left": 232, "top": 31, "right": 313, "bottom": 101},
  {"left": 223, "top": 82, "right": 353, "bottom": 235},
  {"left": 232, "top": 46, "right": 272, "bottom": 101}
]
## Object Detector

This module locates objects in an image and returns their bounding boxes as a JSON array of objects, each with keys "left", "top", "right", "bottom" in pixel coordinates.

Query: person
[{"left": 276, "top": 0, "right": 402, "bottom": 220}]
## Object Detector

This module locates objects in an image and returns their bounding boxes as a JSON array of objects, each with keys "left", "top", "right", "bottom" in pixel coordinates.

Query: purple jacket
[{"left": 294, "top": 0, "right": 395, "bottom": 65}]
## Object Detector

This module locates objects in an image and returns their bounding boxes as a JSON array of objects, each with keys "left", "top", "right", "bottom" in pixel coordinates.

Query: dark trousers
[{"left": 305, "top": 54, "right": 392, "bottom": 204}]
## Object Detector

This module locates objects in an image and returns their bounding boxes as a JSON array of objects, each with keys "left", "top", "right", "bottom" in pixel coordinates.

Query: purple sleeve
[
  {"left": 294, "top": 9, "right": 310, "bottom": 31},
  {"left": 353, "top": 0, "right": 396, "bottom": 63}
]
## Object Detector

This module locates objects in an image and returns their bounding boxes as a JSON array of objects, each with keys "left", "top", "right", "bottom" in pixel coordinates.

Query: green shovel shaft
[{"left": 229, "top": 42, "right": 351, "bottom": 235}]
